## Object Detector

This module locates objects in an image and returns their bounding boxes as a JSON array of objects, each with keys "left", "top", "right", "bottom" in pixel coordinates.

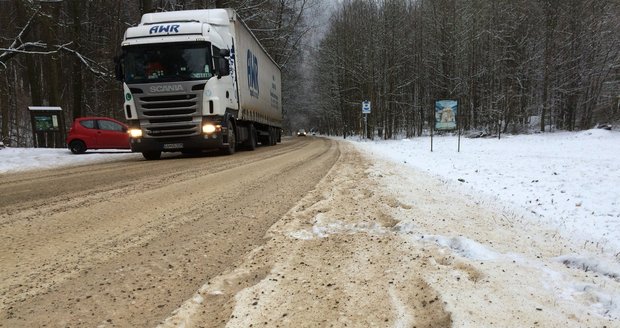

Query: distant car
[
  {"left": 67, "top": 117, "right": 130, "bottom": 154},
  {"left": 297, "top": 129, "right": 307, "bottom": 137}
]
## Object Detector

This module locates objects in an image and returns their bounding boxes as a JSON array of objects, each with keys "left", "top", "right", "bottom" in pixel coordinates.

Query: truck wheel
[
  {"left": 245, "top": 124, "right": 257, "bottom": 150},
  {"left": 261, "top": 128, "right": 275, "bottom": 146},
  {"left": 69, "top": 140, "right": 87, "bottom": 154},
  {"left": 220, "top": 120, "right": 236, "bottom": 155},
  {"left": 142, "top": 151, "right": 161, "bottom": 160},
  {"left": 270, "top": 127, "right": 277, "bottom": 146}
]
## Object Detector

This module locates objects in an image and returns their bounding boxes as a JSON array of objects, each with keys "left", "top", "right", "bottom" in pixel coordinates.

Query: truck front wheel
[
  {"left": 220, "top": 120, "right": 236, "bottom": 155},
  {"left": 142, "top": 151, "right": 161, "bottom": 160}
]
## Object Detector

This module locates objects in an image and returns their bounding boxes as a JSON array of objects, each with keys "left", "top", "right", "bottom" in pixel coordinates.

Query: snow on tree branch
[
  {"left": 0, "top": 9, "right": 39, "bottom": 68},
  {"left": 0, "top": 41, "right": 110, "bottom": 78},
  {"left": 0, "top": 8, "right": 109, "bottom": 78},
  {"left": 2, "top": 42, "right": 111, "bottom": 78}
]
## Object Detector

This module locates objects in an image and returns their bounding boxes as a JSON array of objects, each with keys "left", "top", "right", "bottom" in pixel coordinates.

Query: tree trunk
[
  {"left": 541, "top": 2, "right": 556, "bottom": 132},
  {"left": 1, "top": 79, "right": 8, "bottom": 145},
  {"left": 70, "top": 0, "right": 83, "bottom": 121},
  {"left": 41, "top": 1, "right": 63, "bottom": 147},
  {"left": 215, "top": 0, "right": 228, "bottom": 9}
]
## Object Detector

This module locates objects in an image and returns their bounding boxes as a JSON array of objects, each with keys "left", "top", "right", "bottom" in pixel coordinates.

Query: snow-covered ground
[
  {"left": 344, "top": 129, "right": 620, "bottom": 322},
  {"left": 0, "top": 147, "right": 140, "bottom": 174},
  {"left": 350, "top": 129, "right": 620, "bottom": 258}
]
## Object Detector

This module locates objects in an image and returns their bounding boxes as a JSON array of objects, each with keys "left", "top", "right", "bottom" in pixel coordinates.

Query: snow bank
[
  {"left": 350, "top": 130, "right": 620, "bottom": 256},
  {"left": 0, "top": 147, "right": 139, "bottom": 174}
]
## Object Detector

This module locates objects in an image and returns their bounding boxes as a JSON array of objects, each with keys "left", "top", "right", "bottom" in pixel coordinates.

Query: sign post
[
  {"left": 28, "top": 106, "right": 64, "bottom": 148},
  {"left": 433, "top": 99, "right": 459, "bottom": 152},
  {"left": 362, "top": 100, "right": 371, "bottom": 140}
]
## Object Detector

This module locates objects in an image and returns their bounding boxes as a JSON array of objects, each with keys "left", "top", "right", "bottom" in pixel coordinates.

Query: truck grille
[
  {"left": 135, "top": 90, "right": 203, "bottom": 138},
  {"left": 145, "top": 124, "right": 197, "bottom": 137}
]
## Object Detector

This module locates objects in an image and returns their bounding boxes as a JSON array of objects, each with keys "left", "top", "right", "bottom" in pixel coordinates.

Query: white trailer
[{"left": 115, "top": 9, "right": 282, "bottom": 160}]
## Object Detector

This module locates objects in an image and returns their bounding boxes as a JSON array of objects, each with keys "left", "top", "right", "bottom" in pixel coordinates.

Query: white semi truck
[{"left": 115, "top": 9, "right": 282, "bottom": 160}]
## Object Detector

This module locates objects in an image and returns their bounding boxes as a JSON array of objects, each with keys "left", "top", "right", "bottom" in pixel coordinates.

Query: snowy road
[
  {"left": 0, "top": 136, "right": 618, "bottom": 327},
  {"left": 0, "top": 137, "right": 338, "bottom": 327}
]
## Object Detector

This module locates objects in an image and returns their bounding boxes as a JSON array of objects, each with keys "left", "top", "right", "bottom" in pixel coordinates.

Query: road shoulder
[{"left": 161, "top": 141, "right": 617, "bottom": 327}]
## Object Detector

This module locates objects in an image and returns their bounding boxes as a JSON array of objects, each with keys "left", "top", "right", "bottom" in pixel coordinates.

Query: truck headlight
[
  {"left": 129, "top": 129, "right": 143, "bottom": 138},
  {"left": 202, "top": 124, "right": 221, "bottom": 134}
]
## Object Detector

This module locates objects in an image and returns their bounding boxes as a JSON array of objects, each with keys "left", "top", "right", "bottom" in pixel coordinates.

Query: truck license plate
[{"left": 163, "top": 143, "right": 183, "bottom": 149}]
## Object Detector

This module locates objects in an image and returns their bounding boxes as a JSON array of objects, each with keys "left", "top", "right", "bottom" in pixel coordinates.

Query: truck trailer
[{"left": 115, "top": 9, "right": 282, "bottom": 160}]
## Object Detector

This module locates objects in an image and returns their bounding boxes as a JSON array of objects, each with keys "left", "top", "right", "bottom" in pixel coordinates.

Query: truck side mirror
[
  {"left": 113, "top": 55, "right": 124, "bottom": 81},
  {"left": 217, "top": 49, "right": 230, "bottom": 78},
  {"left": 218, "top": 57, "right": 230, "bottom": 78}
]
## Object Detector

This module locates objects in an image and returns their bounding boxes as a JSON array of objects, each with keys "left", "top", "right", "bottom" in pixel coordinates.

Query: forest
[
  {"left": 0, "top": 0, "right": 316, "bottom": 147},
  {"left": 0, "top": 0, "right": 619, "bottom": 147},
  {"left": 307, "top": 0, "right": 620, "bottom": 138}
]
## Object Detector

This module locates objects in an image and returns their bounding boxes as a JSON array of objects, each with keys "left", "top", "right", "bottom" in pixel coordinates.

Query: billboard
[
  {"left": 435, "top": 100, "right": 458, "bottom": 130},
  {"left": 34, "top": 114, "right": 60, "bottom": 132}
]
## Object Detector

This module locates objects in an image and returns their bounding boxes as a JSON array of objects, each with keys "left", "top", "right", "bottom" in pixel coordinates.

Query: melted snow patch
[
  {"left": 418, "top": 235, "right": 500, "bottom": 261},
  {"left": 563, "top": 284, "right": 620, "bottom": 319},
  {"left": 157, "top": 293, "right": 204, "bottom": 328},
  {"left": 392, "top": 221, "right": 416, "bottom": 234},
  {"left": 288, "top": 230, "right": 315, "bottom": 240},
  {"left": 556, "top": 254, "right": 620, "bottom": 281},
  {"left": 388, "top": 285, "right": 414, "bottom": 328},
  {"left": 288, "top": 214, "right": 388, "bottom": 240}
]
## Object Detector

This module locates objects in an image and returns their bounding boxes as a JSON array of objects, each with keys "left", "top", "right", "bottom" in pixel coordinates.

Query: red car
[{"left": 67, "top": 117, "right": 130, "bottom": 154}]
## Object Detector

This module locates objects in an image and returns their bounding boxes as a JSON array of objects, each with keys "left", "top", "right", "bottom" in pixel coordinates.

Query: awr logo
[
  {"left": 149, "top": 25, "right": 180, "bottom": 34},
  {"left": 247, "top": 50, "right": 259, "bottom": 98}
]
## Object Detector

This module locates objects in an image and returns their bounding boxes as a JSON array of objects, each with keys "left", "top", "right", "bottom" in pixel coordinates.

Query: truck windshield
[{"left": 122, "top": 42, "right": 213, "bottom": 83}]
